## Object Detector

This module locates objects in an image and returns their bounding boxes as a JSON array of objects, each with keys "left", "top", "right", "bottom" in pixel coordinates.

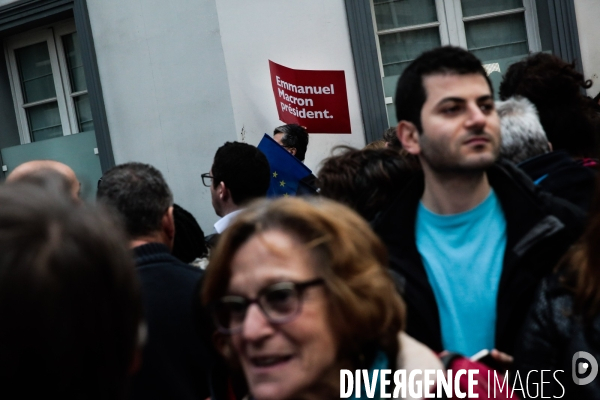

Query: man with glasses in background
[{"left": 202, "top": 142, "right": 270, "bottom": 248}]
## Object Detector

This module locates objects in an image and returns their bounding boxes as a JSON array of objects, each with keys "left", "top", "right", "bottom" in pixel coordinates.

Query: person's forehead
[
  {"left": 422, "top": 73, "right": 491, "bottom": 103},
  {"left": 228, "top": 231, "right": 316, "bottom": 291}
]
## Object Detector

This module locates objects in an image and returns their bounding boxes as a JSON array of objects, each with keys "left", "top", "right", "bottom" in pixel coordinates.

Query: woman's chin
[{"left": 250, "top": 383, "right": 296, "bottom": 400}]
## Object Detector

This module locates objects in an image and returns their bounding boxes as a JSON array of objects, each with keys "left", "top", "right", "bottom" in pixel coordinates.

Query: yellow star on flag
[
  {"left": 283, "top": 193, "right": 289, "bottom": 197},
  {"left": 273, "top": 171, "right": 278, "bottom": 178},
  {"left": 279, "top": 180, "right": 286, "bottom": 187}
]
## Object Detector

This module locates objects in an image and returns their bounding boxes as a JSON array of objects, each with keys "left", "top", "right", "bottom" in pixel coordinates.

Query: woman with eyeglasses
[{"left": 202, "top": 197, "right": 442, "bottom": 400}]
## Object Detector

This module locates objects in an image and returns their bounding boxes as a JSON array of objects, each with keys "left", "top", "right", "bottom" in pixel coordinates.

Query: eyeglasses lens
[
  {"left": 261, "top": 284, "right": 298, "bottom": 320},
  {"left": 213, "top": 284, "right": 300, "bottom": 333},
  {"left": 202, "top": 174, "right": 212, "bottom": 187}
]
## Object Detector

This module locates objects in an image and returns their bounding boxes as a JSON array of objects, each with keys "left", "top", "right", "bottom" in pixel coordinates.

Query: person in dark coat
[
  {"left": 497, "top": 96, "right": 597, "bottom": 212},
  {"left": 372, "top": 46, "right": 584, "bottom": 360},
  {"left": 98, "top": 162, "right": 210, "bottom": 400},
  {"left": 514, "top": 176, "right": 600, "bottom": 398}
]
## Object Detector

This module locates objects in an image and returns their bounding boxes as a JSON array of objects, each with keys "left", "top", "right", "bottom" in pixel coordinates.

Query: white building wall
[
  {"left": 215, "top": 0, "right": 367, "bottom": 173},
  {"left": 574, "top": 0, "right": 600, "bottom": 97},
  {"left": 86, "top": 0, "right": 237, "bottom": 231}
]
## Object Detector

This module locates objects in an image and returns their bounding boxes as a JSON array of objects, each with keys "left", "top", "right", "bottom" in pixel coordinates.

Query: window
[
  {"left": 5, "top": 20, "right": 93, "bottom": 144},
  {"left": 372, "top": 0, "right": 541, "bottom": 126}
]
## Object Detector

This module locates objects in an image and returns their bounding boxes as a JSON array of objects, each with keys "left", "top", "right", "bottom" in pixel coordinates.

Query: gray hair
[{"left": 497, "top": 96, "right": 550, "bottom": 164}]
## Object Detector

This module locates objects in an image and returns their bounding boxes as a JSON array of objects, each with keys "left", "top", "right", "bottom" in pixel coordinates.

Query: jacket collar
[{"left": 373, "top": 159, "right": 566, "bottom": 255}]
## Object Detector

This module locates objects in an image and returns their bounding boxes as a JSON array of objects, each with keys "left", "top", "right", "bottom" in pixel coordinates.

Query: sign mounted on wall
[{"left": 269, "top": 60, "right": 351, "bottom": 134}]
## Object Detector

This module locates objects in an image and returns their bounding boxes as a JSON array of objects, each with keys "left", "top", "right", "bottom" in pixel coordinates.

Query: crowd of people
[{"left": 1, "top": 46, "right": 600, "bottom": 399}]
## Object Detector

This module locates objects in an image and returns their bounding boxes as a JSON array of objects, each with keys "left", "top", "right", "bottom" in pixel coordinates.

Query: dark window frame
[
  {"left": 0, "top": 0, "right": 114, "bottom": 172},
  {"left": 344, "top": 0, "right": 585, "bottom": 144}
]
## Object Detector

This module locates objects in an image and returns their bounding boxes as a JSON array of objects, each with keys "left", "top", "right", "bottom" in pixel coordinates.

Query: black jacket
[
  {"left": 131, "top": 243, "right": 210, "bottom": 400},
  {"left": 514, "top": 274, "right": 600, "bottom": 398},
  {"left": 518, "top": 150, "right": 597, "bottom": 212},
  {"left": 371, "top": 160, "right": 584, "bottom": 355}
]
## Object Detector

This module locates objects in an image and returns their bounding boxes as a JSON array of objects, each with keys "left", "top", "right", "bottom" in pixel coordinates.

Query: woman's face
[{"left": 227, "top": 230, "right": 337, "bottom": 400}]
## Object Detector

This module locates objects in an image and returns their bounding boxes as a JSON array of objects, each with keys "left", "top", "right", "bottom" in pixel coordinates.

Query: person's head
[
  {"left": 96, "top": 162, "right": 175, "bottom": 247},
  {"left": 499, "top": 52, "right": 598, "bottom": 158},
  {"left": 395, "top": 46, "right": 500, "bottom": 175},
  {"left": 203, "top": 197, "right": 405, "bottom": 400},
  {"left": 317, "top": 146, "right": 417, "bottom": 221},
  {"left": 209, "top": 142, "right": 270, "bottom": 217},
  {"left": 273, "top": 124, "right": 309, "bottom": 162},
  {"left": 0, "top": 183, "right": 142, "bottom": 399},
  {"left": 497, "top": 96, "right": 550, "bottom": 164},
  {"left": 172, "top": 203, "right": 208, "bottom": 263},
  {"left": 7, "top": 160, "right": 80, "bottom": 200},
  {"left": 382, "top": 127, "right": 402, "bottom": 150}
]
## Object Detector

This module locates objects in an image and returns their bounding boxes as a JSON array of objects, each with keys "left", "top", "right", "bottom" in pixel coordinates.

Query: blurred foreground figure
[
  {"left": 203, "top": 197, "right": 442, "bottom": 400},
  {"left": 498, "top": 96, "right": 596, "bottom": 211},
  {"left": 98, "top": 162, "right": 210, "bottom": 400},
  {"left": 0, "top": 183, "right": 142, "bottom": 400},
  {"left": 515, "top": 175, "right": 600, "bottom": 397},
  {"left": 373, "top": 46, "right": 584, "bottom": 358},
  {"left": 7, "top": 159, "right": 80, "bottom": 200}
]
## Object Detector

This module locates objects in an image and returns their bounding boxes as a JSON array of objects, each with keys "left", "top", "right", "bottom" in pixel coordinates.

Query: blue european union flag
[{"left": 257, "top": 133, "right": 313, "bottom": 198}]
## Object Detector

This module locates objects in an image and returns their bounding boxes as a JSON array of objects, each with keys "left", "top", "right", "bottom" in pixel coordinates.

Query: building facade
[{"left": 0, "top": 0, "right": 596, "bottom": 230}]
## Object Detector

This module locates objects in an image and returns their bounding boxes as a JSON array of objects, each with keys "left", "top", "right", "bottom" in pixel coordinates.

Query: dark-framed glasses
[
  {"left": 210, "top": 278, "right": 324, "bottom": 334},
  {"left": 201, "top": 173, "right": 213, "bottom": 187}
]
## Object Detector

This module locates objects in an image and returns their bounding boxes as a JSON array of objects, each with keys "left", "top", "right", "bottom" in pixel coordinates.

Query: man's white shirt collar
[{"left": 213, "top": 209, "right": 243, "bottom": 234}]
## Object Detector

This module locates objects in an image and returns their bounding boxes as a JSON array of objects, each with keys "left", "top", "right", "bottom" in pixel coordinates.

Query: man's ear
[
  {"left": 162, "top": 206, "right": 175, "bottom": 243},
  {"left": 289, "top": 147, "right": 297, "bottom": 157},
  {"left": 219, "top": 181, "right": 231, "bottom": 202},
  {"left": 397, "top": 120, "right": 421, "bottom": 155}
]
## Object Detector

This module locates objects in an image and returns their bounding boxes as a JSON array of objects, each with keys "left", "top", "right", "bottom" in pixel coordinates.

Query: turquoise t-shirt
[{"left": 415, "top": 189, "right": 507, "bottom": 356}]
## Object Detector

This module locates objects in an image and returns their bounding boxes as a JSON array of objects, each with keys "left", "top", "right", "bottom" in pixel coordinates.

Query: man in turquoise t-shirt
[{"left": 372, "top": 46, "right": 584, "bottom": 359}]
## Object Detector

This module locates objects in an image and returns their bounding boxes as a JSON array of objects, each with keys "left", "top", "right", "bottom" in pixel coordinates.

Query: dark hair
[
  {"left": 172, "top": 203, "right": 208, "bottom": 263},
  {"left": 0, "top": 183, "right": 142, "bottom": 399},
  {"left": 212, "top": 142, "right": 270, "bottom": 205},
  {"left": 273, "top": 124, "right": 309, "bottom": 161},
  {"left": 382, "top": 127, "right": 401, "bottom": 150},
  {"left": 499, "top": 52, "right": 599, "bottom": 158},
  {"left": 317, "top": 146, "right": 418, "bottom": 221},
  {"left": 395, "top": 46, "right": 492, "bottom": 132},
  {"left": 96, "top": 162, "right": 173, "bottom": 238}
]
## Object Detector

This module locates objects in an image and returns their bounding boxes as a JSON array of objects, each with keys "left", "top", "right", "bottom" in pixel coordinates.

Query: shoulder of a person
[
  {"left": 492, "top": 159, "right": 586, "bottom": 228},
  {"left": 138, "top": 255, "right": 204, "bottom": 278}
]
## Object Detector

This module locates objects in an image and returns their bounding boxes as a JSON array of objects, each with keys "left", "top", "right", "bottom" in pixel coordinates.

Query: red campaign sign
[{"left": 269, "top": 60, "right": 351, "bottom": 134}]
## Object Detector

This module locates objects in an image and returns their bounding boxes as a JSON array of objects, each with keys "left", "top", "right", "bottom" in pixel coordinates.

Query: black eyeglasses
[
  {"left": 211, "top": 278, "right": 324, "bottom": 334},
  {"left": 201, "top": 173, "right": 213, "bottom": 187}
]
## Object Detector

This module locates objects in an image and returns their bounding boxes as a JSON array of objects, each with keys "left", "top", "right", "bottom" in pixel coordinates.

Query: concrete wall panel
[
  {"left": 215, "top": 0, "right": 367, "bottom": 173},
  {"left": 86, "top": 0, "right": 237, "bottom": 231}
]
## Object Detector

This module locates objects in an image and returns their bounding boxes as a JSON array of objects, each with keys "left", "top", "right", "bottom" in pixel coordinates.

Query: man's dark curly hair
[
  {"left": 212, "top": 142, "right": 270, "bottom": 206},
  {"left": 273, "top": 124, "right": 309, "bottom": 161},
  {"left": 317, "top": 146, "right": 418, "bottom": 221},
  {"left": 499, "top": 53, "right": 599, "bottom": 158},
  {"left": 395, "top": 46, "right": 492, "bottom": 133}
]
